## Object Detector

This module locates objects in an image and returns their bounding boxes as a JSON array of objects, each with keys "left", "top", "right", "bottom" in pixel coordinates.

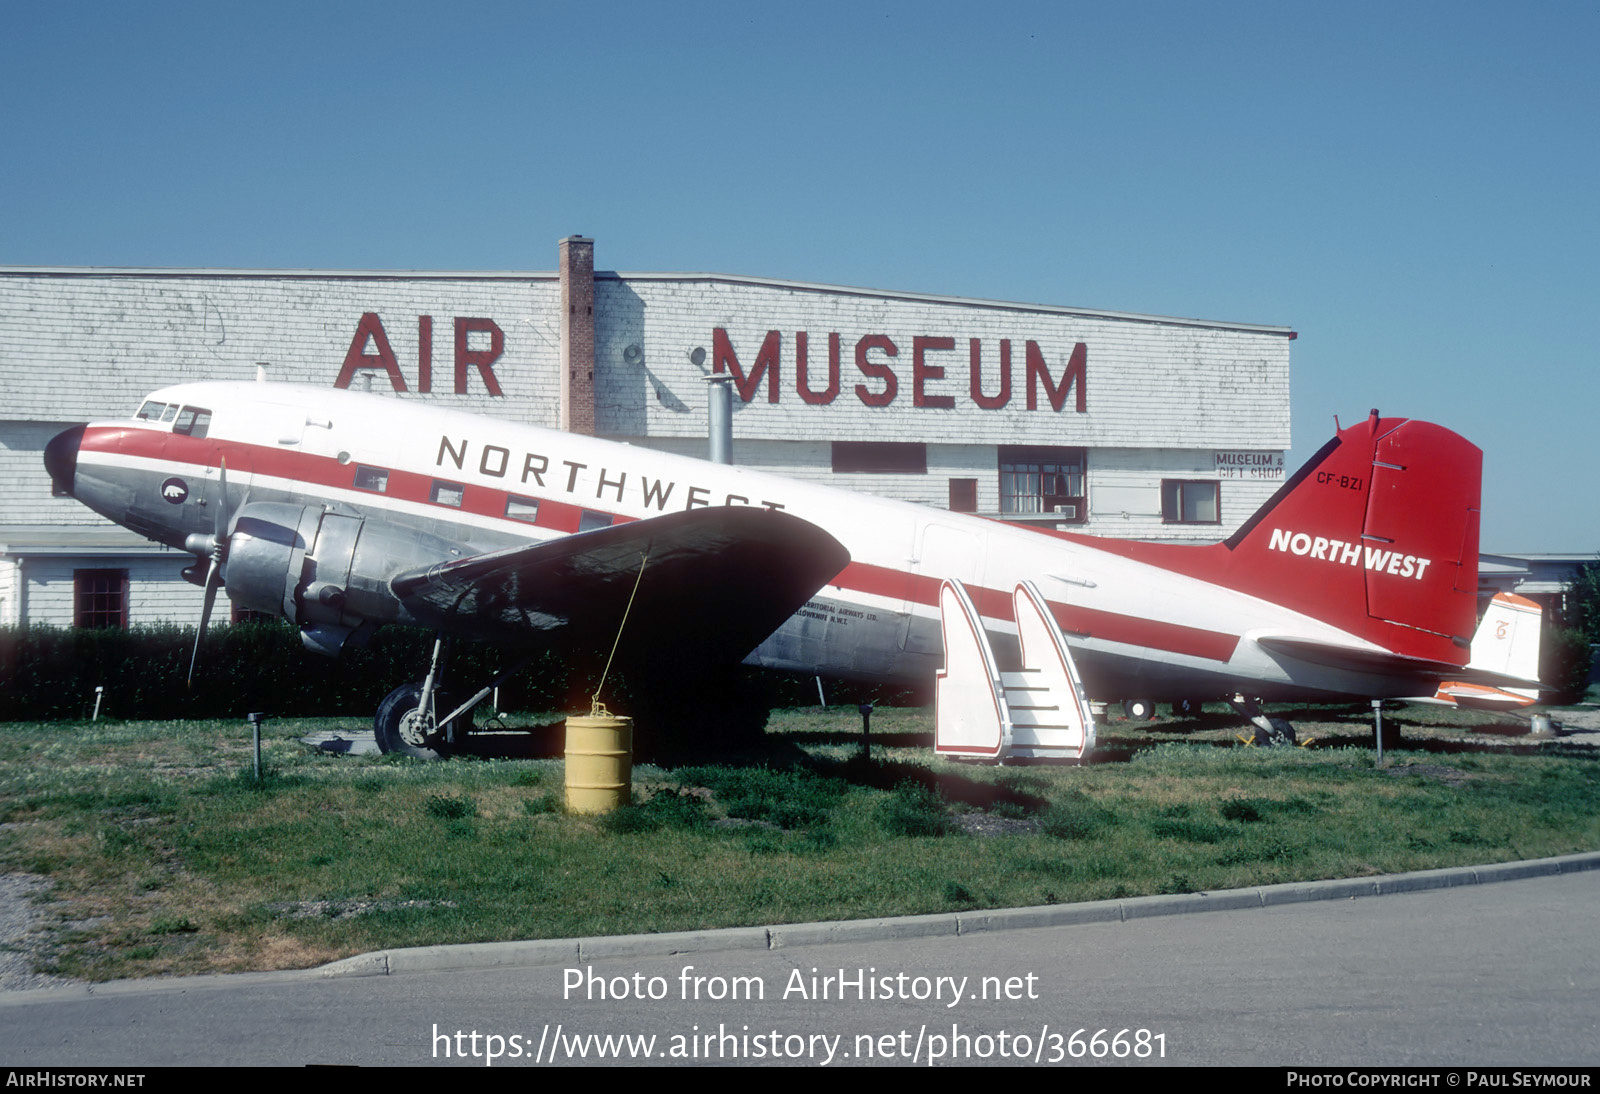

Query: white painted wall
[
  {"left": 0, "top": 558, "right": 17, "bottom": 628},
  {"left": 3, "top": 422, "right": 107, "bottom": 528},
  {"left": 19, "top": 554, "right": 207, "bottom": 628}
]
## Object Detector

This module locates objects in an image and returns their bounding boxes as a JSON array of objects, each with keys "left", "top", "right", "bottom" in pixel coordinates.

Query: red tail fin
[{"left": 1220, "top": 412, "right": 1481, "bottom": 662}]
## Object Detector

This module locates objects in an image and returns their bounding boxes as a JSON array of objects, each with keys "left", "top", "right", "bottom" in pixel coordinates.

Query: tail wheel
[
  {"left": 1252, "top": 718, "right": 1298, "bottom": 747},
  {"left": 374, "top": 682, "right": 473, "bottom": 760},
  {"left": 1122, "top": 697, "right": 1157, "bottom": 721}
]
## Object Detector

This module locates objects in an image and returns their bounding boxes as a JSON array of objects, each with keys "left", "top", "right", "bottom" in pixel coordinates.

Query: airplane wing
[{"left": 390, "top": 507, "right": 850, "bottom": 669}]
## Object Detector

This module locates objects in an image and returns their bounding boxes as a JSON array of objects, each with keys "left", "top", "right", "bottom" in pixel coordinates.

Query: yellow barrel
[{"left": 564, "top": 713, "right": 633, "bottom": 814}]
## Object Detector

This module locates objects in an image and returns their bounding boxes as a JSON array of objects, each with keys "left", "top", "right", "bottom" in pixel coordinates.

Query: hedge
[{"left": 0, "top": 623, "right": 919, "bottom": 722}]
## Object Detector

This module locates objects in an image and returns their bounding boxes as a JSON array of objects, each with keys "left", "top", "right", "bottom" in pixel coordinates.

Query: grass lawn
[{"left": 1, "top": 701, "right": 1595, "bottom": 981}]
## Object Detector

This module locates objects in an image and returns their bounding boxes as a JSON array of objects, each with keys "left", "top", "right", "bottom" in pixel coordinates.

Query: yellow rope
[{"left": 591, "top": 550, "right": 649, "bottom": 716}]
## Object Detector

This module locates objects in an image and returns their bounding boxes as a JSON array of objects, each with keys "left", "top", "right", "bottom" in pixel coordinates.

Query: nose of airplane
[{"left": 44, "top": 424, "right": 86, "bottom": 496}]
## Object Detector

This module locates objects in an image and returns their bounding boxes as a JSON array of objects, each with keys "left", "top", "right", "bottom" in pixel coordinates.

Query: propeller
[{"left": 184, "top": 459, "right": 246, "bottom": 687}]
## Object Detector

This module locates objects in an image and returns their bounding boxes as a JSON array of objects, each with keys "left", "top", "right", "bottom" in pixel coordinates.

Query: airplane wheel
[
  {"left": 1252, "top": 718, "right": 1297, "bottom": 747},
  {"left": 1122, "top": 698, "right": 1157, "bottom": 721},
  {"left": 374, "top": 682, "right": 471, "bottom": 760}
]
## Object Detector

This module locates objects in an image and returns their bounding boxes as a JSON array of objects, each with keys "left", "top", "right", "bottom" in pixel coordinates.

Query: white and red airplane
[
  {"left": 42, "top": 379, "right": 1536, "bottom": 757},
  {"left": 1416, "top": 592, "right": 1544, "bottom": 710}
]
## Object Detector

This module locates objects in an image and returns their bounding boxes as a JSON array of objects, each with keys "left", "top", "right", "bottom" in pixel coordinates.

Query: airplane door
[{"left": 900, "top": 521, "right": 989, "bottom": 654}]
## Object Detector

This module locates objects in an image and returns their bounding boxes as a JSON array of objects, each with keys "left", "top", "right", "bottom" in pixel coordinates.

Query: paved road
[{"left": 2, "top": 863, "right": 1597, "bottom": 1067}]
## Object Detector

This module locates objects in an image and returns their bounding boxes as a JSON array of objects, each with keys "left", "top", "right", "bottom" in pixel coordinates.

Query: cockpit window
[
  {"left": 173, "top": 407, "right": 212, "bottom": 439},
  {"left": 136, "top": 400, "right": 169, "bottom": 421},
  {"left": 160, "top": 404, "right": 179, "bottom": 423}
]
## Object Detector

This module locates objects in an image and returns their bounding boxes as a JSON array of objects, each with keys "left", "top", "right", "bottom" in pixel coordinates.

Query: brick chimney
[{"left": 559, "top": 236, "right": 596, "bottom": 435}]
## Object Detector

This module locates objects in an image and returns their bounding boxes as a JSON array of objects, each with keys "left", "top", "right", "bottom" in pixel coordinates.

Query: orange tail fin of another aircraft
[{"left": 1430, "top": 592, "right": 1543, "bottom": 709}]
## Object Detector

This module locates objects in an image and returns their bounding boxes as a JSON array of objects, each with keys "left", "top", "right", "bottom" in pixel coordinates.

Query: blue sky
[{"left": 4, "top": 1, "right": 1596, "bottom": 552}]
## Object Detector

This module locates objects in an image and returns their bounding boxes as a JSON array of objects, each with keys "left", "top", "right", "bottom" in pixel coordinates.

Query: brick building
[{"left": 0, "top": 237, "right": 1295, "bottom": 629}]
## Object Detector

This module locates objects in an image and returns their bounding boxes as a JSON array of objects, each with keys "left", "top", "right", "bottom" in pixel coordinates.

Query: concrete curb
[{"left": 314, "top": 850, "right": 1600, "bottom": 978}]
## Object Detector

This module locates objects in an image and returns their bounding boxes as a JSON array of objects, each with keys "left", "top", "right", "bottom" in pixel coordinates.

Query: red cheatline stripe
[
  {"left": 85, "top": 428, "right": 1239, "bottom": 662},
  {"left": 1048, "top": 602, "right": 1239, "bottom": 662},
  {"left": 826, "top": 563, "right": 1238, "bottom": 662}
]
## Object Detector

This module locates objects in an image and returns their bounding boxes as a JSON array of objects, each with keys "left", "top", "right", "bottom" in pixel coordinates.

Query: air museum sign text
[{"left": 714, "top": 329, "right": 1088, "bottom": 413}]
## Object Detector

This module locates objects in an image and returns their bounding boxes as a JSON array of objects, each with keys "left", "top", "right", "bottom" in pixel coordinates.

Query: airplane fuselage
[{"left": 48, "top": 380, "right": 1476, "bottom": 705}]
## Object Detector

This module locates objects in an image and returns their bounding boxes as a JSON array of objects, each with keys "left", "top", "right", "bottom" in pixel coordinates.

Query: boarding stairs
[{"left": 934, "top": 579, "right": 1096, "bottom": 762}]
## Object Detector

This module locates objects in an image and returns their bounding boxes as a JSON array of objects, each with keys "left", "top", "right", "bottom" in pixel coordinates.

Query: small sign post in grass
[{"left": 247, "top": 711, "right": 264, "bottom": 779}]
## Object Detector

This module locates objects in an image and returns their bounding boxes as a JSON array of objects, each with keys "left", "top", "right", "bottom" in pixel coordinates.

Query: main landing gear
[
  {"left": 372, "top": 636, "right": 537, "bottom": 760},
  {"left": 374, "top": 681, "right": 472, "bottom": 760}
]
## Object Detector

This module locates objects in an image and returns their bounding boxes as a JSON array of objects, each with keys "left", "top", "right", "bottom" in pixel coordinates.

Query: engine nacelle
[{"left": 224, "top": 503, "right": 469, "bottom": 653}]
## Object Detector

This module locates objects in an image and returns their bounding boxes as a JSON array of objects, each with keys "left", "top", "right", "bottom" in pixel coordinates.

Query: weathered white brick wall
[
  {"left": 1, "top": 271, "right": 1289, "bottom": 445},
  {"left": 594, "top": 276, "right": 1292, "bottom": 450},
  {"left": 1, "top": 271, "right": 565, "bottom": 528},
  {"left": 1090, "top": 448, "right": 1283, "bottom": 541},
  {"left": 0, "top": 272, "right": 563, "bottom": 422},
  {"left": 18, "top": 554, "right": 206, "bottom": 628},
  {"left": 2, "top": 422, "right": 106, "bottom": 527}
]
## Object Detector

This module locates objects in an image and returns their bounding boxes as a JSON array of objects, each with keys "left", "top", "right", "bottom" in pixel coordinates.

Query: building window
[
  {"left": 1161, "top": 480, "right": 1220, "bottom": 524},
  {"left": 998, "top": 446, "right": 1086, "bottom": 521},
  {"left": 948, "top": 478, "right": 978, "bottom": 513},
  {"left": 831, "top": 442, "right": 927, "bottom": 474},
  {"left": 74, "top": 569, "right": 128, "bottom": 629}
]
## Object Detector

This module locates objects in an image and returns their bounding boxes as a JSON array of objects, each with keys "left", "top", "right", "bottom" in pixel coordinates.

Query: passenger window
[
  {"left": 578, "top": 510, "right": 614, "bottom": 532},
  {"left": 504, "top": 495, "right": 540, "bottom": 523},
  {"left": 431, "top": 480, "right": 465, "bottom": 508},
  {"left": 353, "top": 465, "right": 389, "bottom": 493}
]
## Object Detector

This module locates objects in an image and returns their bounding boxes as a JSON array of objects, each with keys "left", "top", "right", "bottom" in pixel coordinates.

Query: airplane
[
  {"left": 41, "top": 378, "right": 1541, "bottom": 758},
  {"left": 1412, "top": 592, "right": 1544, "bottom": 710}
]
